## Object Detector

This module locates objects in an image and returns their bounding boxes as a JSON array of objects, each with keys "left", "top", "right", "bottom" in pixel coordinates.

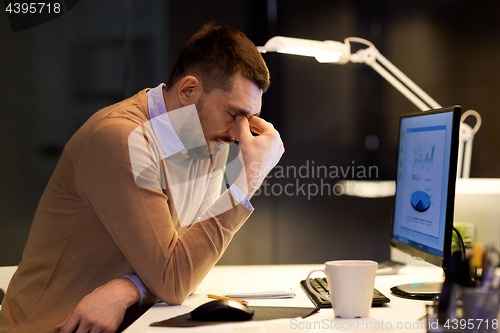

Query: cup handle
[{"left": 306, "top": 269, "right": 331, "bottom": 301}]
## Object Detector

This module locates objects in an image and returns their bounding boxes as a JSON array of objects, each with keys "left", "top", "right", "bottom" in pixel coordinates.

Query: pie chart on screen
[{"left": 410, "top": 191, "right": 431, "bottom": 213}]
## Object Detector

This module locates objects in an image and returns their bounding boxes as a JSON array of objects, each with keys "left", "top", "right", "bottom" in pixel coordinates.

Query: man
[{"left": 0, "top": 23, "right": 283, "bottom": 332}]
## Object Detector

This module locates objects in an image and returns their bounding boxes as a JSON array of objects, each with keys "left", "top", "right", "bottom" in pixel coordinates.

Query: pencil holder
[
  {"left": 426, "top": 285, "right": 500, "bottom": 333},
  {"left": 460, "top": 287, "right": 500, "bottom": 333}
]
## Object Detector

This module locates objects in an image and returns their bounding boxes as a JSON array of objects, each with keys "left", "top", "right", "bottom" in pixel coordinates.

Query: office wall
[
  {"left": 1, "top": 0, "right": 499, "bottom": 266},
  {"left": 0, "top": 0, "right": 170, "bottom": 265}
]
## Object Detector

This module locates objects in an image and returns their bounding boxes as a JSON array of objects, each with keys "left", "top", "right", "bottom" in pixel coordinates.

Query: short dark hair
[{"left": 166, "top": 23, "right": 270, "bottom": 93}]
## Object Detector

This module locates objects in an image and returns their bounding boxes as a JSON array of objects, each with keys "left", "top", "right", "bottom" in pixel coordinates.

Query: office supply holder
[{"left": 426, "top": 285, "right": 500, "bottom": 333}]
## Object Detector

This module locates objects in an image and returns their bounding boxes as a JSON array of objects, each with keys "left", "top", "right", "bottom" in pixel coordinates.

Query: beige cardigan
[{"left": 0, "top": 89, "right": 251, "bottom": 332}]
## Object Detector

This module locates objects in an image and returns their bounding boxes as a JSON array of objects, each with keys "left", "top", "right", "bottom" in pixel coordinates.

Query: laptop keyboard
[{"left": 300, "top": 277, "right": 390, "bottom": 308}]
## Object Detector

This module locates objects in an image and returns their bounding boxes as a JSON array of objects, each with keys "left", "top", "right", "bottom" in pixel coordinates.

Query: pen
[
  {"left": 470, "top": 242, "right": 483, "bottom": 284},
  {"left": 207, "top": 294, "right": 248, "bottom": 305}
]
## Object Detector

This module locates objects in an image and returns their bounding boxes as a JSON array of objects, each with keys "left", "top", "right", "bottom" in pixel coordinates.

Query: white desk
[
  {"left": 123, "top": 264, "right": 444, "bottom": 333},
  {"left": 0, "top": 266, "right": 17, "bottom": 310},
  {"left": 0, "top": 266, "right": 16, "bottom": 291}
]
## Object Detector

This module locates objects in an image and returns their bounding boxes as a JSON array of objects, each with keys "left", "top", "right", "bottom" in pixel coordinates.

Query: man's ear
[{"left": 178, "top": 76, "right": 203, "bottom": 106}]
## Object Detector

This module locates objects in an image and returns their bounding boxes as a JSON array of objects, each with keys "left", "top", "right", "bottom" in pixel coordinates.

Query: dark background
[{"left": 1, "top": 0, "right": 499, "bottom": 266}]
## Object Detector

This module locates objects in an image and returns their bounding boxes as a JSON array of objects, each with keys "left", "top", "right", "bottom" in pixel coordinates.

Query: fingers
[
  {"left": 248, "top": 116, "right": 274, "bottom": 132},
  {"left": 233, "top": 115, "right": 252, "bottom": 141},
  {"left": 54, "top": 315, "right": 69, "bottom": 331},
  {"left": 249, "top": 117, "right": 282, "bottom": 152},
  {"left": 56, "top": 313, "right": 114, "bottom": 333},
  {"left": 249, "top": 124, "right": 262, "bottom": 135},
  {"left": 235, "top": 115, "right": 275, "bottom": 139},
  {"left": 55, "top": 313, "right": 78, "bottom": 333},
  {"left": 248, "top": 116, "right": 273, "bottom": 134}
]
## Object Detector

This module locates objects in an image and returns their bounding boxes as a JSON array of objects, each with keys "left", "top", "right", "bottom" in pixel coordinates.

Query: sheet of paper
[{"left": 224, "top": 288, "right": 295, "bottom": 299}]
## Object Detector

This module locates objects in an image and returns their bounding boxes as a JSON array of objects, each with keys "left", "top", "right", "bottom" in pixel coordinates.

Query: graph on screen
[
  {"left": 411, "top": 190, "right": 431, "bottom": 212},
  {"left": 400, "top": 127, "right": 446, "bottom": 238},
  {"left": 411, "top": 144, "right": 435, "bottom": 181}
]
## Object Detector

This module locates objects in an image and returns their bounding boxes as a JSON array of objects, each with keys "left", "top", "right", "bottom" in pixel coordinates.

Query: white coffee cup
[{"left": 306, "top": 260, "right": 377, "bottom": 318}]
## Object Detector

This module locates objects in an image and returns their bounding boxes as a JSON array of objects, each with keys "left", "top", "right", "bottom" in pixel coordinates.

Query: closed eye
[{"left": 228, "top": 112, "right": 237, "bottom": 119}]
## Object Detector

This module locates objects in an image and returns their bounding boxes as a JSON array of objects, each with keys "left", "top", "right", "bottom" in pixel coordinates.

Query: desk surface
[
  {"left": 123, "top": 263, "right": 444, "bottom": 333},
  {"left": 0, "top": 266, "right": 16, "bottom": 293}
]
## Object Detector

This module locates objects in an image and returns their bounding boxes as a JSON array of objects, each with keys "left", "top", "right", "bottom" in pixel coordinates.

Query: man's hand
[
  {"left": 55, "top": 278, "right": 140, "bottom": 333},
  {"left": 231, "top": 115, "right": 284, "bottom": 198}
]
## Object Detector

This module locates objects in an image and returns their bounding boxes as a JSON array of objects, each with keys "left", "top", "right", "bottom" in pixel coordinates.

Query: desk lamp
[
  {"left": 258, "top": 36, "right": 479, "bottom": 180},
  {"left": 258, "top": 36, "right": 500, "bottom": 252}
]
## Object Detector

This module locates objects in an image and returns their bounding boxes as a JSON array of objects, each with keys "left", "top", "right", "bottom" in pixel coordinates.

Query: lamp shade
[{"left": 257, "top": 36, "right": 351, "bottom": 64}]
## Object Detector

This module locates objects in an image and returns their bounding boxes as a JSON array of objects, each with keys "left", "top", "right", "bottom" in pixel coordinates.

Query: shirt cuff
[
  {"left": 122, "top": 275, "right": 146, "bottom": 308},
  {"left": 228, "top": 184, "right": 254, "bottom": 212}
]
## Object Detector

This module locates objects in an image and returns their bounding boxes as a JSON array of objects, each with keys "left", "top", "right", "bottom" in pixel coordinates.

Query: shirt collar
[{"left": 147, "top": 83, "right": 186, "bottom": 158}]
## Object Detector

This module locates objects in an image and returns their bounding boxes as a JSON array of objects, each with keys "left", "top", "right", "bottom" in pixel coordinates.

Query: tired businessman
[{"left": 0, "top": 23, "right": 284, "bottom": 333}]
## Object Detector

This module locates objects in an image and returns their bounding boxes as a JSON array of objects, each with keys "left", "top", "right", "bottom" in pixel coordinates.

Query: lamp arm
[
  {"left": 346, "top": 40, "right": 476, "bottom": 179},
  {"left": 347, "top": 40, "right": 484, "bottom": 179},
  {"left": 257, "top": 36, "right": 481, "bottom": 180},
  {"left": 349, "top": 43, "right": 442, "bottom": 111},
  {"left": 463, "top": 136, "right": 474, "bottom": 179},
  {"left": 375, "top": 52, "right": 442, "bottom": 110},
  {"left": 457, "top": 110, "right": 482, "bottom": 178},
  {"left": 369, "top": 59, "right": 433, "bottom": 111}
]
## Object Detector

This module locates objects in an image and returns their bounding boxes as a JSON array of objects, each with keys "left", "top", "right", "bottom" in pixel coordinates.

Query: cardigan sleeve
[{"left": 75, "top": 116, "right": 251, "bottom": 305}]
